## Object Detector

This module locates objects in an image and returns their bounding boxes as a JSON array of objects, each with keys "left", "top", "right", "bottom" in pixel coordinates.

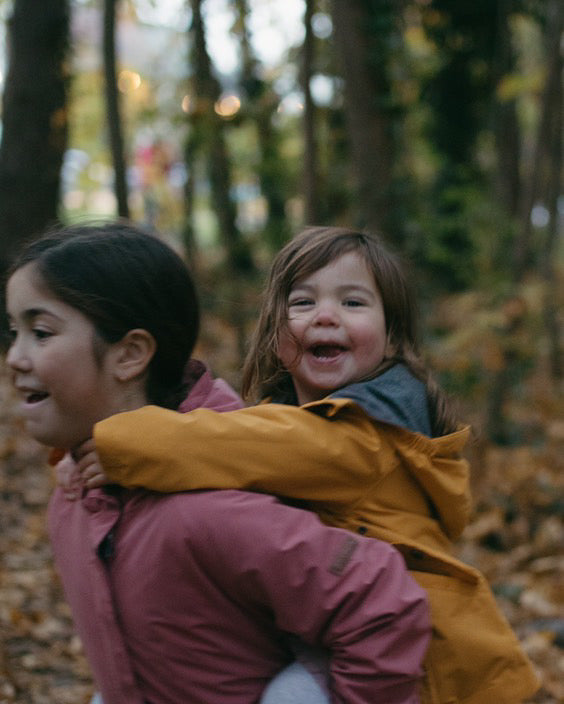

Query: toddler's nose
[{"left": 313, "top": 302, "right": 340, "bottom": 326}]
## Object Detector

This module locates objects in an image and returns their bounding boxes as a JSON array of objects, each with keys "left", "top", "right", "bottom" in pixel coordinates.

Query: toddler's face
[
  {"left": 6, "top": 264, "right": 122, "bottom": 451},
  {"left": 277, "top": 251, "right": 387, "bottom": 404}
]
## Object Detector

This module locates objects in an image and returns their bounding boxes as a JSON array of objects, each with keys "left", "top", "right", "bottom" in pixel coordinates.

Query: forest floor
[{"left": 0, "top": 335, "right": 562, "bottom": 703}]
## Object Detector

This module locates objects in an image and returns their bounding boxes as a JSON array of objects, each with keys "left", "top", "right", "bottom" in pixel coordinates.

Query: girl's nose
[{"left": 6, "top": 337, "right": 32, "bottom": 372}]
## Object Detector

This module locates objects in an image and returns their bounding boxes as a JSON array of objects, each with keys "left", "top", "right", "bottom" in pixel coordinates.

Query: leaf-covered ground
[{"left": 0, "top": 345, "right": 562, "bottom": 703}]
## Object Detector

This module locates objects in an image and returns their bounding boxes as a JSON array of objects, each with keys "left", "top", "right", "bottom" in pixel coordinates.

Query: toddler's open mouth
[{"left": 311, "top": 345, "right": 345, "bottom": 359}]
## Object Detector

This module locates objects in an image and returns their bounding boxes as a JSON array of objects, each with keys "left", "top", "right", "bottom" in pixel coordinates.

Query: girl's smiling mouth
[
  {"left": 26, "top": 391, "right": 49, "bottom": 404},
  {"left": 15, "top": 385, "right": 50, "bottom": 405}
]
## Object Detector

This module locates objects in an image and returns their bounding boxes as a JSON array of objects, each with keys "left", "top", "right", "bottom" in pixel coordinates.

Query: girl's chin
[
  {"left": 29, "top": 434, "right": 69, "bottom": 451},
  {"left": 25, "top": 425, "right": 84, "bottom": 452}
]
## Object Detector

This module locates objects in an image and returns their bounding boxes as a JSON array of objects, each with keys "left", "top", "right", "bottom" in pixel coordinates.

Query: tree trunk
[
  {"left": 330, "top": 0, "right": 396, "bottom": 235},
  {"left": 486, "top": 0, "right": 563, "bottom": 440},
  {"left": 0, "top": 0, "right": 69, "bottom": 276},
  {"left": 182, "top": 139, "right": 198, "bottom": 271},
  {"left": 419, "top": 0, "right": 499, "bottom": 291},
  {"left": 512, "top": 0, "right": 563, "bottom": 282},
  {"left": 188, "top": 0, "right": 253, "bottom": 274},
  {"left": 541, "top": 0, "right": 563, "bottom": 380},
  {"left": 302, "top": 0, "right": 319, "bottom": 224},
  {"left": 103, "top": 0, "right": 130, "bottom": 218},
  {"left": 185, "top": 0, "right": 255, "bottom": 366},
  {"left": 234, "top": 0, "right": 289, "bottom": 250},
  {"left": 493, "top": 0, "right": 521, "bottom": 217}
]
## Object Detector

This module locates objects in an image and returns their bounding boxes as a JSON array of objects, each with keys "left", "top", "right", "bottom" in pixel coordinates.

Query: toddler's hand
[
  {"left": 74, "top": 438, "right": 109, "bottom": 489},
  {"left": 55, "top": 453, "right": 83, "bottom": 501}
]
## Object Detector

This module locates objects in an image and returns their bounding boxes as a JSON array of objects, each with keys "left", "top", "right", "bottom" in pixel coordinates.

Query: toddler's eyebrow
[
  {"left": 338, "top": 284, "right": 376, "bottom": 296},
  {"left": 292, "top": 284, "right": 377, "bottom": 299},
  {"left": 291, "top": 282, "right": 373, "bottom": 292}
]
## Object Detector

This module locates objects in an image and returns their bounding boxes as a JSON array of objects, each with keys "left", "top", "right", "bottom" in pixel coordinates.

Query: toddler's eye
[
  {"left": 288, "top": 298, "right": 314, "bottom": 307},
  {"left": 344, "top": 299, "right": 365, "bottom": 307}
]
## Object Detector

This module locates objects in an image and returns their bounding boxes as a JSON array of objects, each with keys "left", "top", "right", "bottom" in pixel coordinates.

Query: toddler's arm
[
  {"left": 94, "top": 401, "right": 382, "bottom": 503},
  {"left": 55, "top": 452, "right": 85, "bottom": 500},
  {"left": 74, "top": 439, "right": 109, "bottom": 489}
]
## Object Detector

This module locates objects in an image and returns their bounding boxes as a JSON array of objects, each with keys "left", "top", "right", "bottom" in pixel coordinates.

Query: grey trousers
[
  {"left": 259, "top": 662, "right": 330, "bottom": 704},
  {"left": 90, "top": 662, "right": 330, "bottom": 704}
]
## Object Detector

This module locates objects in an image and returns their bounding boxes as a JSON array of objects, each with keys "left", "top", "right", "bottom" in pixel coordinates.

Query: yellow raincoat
[{"left": 95, "top": 394, "right": 539, "bottom": 704}]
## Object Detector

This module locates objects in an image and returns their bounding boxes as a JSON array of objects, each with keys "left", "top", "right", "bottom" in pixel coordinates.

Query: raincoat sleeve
[
  {"left": 94, "top": 401, "right": 386, "bottom": 506},
  {"left": 189, "top": 491, "right": 430, "bottom": 703}
]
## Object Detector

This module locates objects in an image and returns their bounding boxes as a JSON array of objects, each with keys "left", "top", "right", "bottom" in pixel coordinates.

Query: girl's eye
[
  {"left": 344, "top": 299, "right": 365, "bottom": 307},
  {"left": 33, "top": 328, "right": 53, "bottom": 341}
]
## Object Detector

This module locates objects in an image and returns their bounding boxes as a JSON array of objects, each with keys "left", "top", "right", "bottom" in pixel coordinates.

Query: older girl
[{"left": 6, "top": 222, "right": 430, "bottom": 704}]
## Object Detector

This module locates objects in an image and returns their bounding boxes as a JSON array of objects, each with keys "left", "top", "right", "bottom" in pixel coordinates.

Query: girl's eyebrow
[{"left": 17, "top": 307, "right": 63, "bottom": 323}]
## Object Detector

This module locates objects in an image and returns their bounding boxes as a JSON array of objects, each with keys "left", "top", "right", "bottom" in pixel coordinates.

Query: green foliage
[
  {"left": 17, "top": 0, "right": 558, "bottom": 431},
  {"left": 413, "top": 175, "right": 517, "bottom": 293},
  {"left": 68, "top": 70, "right": 109, "bottom": 167}
]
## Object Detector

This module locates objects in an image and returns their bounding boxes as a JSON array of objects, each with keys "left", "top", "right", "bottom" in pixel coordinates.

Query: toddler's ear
[
  {"left": 112, "top": 329, "right": 156, "bottom": 382},
  {"left": 384, "top": 334, "right": 397, "bottom": 359}
]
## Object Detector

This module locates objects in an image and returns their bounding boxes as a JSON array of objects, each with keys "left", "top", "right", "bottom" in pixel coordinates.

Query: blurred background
[{"left": 0, "top": 0, "right": 562, "bottom": 701}]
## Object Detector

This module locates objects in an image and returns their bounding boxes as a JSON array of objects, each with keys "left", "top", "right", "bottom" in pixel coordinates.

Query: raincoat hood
[{"left": 322, "top": 364, "right": 472, "bottom": 541}]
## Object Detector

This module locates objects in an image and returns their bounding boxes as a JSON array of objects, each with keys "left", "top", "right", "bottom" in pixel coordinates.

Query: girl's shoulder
[{"left": 178, "top": 359, "right": 244, "bottom": 413}]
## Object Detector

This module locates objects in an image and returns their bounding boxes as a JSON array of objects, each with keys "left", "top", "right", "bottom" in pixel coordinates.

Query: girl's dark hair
[
  {"left": 9, "top": 220, "right": 199, "bottom": 409},
  {"left": 241, "top": 226, "right": 458, "bottom": 435}
]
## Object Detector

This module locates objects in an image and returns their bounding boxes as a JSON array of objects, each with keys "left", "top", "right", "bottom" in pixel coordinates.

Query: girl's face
[
  {"left": 277, "top": 251, "right": 388, "bottom": 404},
  {"left": 6, "top": 264, "right": 138, "bottom": 451}
]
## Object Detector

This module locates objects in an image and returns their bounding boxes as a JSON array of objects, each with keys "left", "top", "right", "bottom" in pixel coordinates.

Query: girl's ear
[{"left": 112, "top": 329, "right": 156, "bottom": 382}]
